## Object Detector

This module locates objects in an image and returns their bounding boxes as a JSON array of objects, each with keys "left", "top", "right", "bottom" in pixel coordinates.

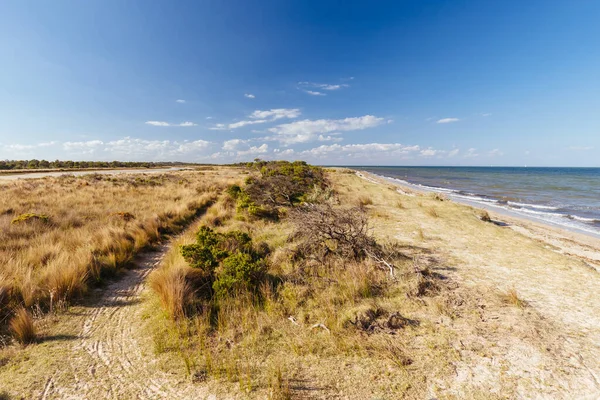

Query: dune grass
[
  {"left": 145, "top": 166, "right": 464, "bottom": 398},
  {"left": 0, "top": 169, "right": 236, "bottom": 338}
]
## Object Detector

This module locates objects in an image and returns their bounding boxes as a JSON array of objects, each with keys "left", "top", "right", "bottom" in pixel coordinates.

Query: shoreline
[{"left": 354, "top": 169, "right": 600, "bottom": 271}]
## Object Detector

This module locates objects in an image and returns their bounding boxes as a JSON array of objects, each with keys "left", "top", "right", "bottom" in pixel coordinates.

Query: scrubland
[
  {"left": 0, "top": 169, "right": 233, "bottom": 335},
  {"left": 1, "top": 163, "right": 599, "bottom": 399}
]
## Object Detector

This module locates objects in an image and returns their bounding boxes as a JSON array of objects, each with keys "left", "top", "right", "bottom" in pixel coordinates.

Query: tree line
[{"left": 0, "top": 160, "right": 190, "bottom": 170}]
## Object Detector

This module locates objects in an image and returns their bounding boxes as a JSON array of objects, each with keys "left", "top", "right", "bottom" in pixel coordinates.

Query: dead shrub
[
  {"left": 289, "top": 204, "right": 399, "bottom": 277},
  {"left": 10, "top": 307, "right": 36, "bottom": 345},
  {"left": 289, "top": 204, "right": 377, "bottom": 264}
]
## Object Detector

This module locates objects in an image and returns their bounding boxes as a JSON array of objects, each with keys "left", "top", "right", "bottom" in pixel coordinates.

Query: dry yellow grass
[
  {"left": 145, "top": 167, "right": 600, "bottom": 398},
  {"left": 2, "top": 166, "right": 600, "bottom": 398},
  {"left": 0, "top": 170, "right": 234, "bottom": 332}
]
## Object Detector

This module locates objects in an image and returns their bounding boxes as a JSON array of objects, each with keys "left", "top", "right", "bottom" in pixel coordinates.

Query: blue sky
[{"left": 1, "top": 0, "right": 599, "bottom": 166}]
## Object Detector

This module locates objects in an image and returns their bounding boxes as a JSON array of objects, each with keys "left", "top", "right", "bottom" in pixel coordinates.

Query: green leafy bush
[
  {"left": 180, "top": 226, "right": 268, "bottom": 298},
  {"left": 212, "top": 252, "right": 267, "bottom": 297}
]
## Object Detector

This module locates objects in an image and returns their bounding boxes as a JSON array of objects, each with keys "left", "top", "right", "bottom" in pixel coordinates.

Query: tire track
[{"left": 38, "top": 243, "right": 211, "bottom": 399}]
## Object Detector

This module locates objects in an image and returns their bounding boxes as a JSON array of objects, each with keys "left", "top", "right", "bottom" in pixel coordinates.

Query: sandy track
[{"left": 34, "top": 244, "right": 208, "bottom": 400}]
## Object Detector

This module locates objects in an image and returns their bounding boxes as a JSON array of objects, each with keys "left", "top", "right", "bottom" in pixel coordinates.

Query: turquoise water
[{"left": 353, "top": 167, "right": 600, "bottom": 236}]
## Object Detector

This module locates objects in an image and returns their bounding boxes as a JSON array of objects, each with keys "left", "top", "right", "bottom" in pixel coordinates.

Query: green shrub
[
  {"left": 180, "top": 226, "right": 269, "bottom": 298},
  {"left": 213, "top": 252, "right": 267, "bottom": 297}
]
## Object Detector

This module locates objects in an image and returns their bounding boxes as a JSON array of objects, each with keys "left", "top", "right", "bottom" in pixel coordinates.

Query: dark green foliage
[
  {"left": 212, "top": 252, "right": 267, "bottom": 297},
  {"left": 180, "top": 226, "right": 268, "bottom": 298}
]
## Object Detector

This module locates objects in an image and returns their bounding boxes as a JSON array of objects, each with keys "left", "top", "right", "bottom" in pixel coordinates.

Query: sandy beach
[{"left": 352, "top": 169, "right": 600, "bottom": 397}]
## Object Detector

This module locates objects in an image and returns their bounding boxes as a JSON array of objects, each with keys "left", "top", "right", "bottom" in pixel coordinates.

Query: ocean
[{"left": 352, "top": 166, "right": 600, "bottom": 237}]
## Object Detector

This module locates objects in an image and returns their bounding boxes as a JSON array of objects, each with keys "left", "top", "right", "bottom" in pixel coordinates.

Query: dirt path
[{"left": 1, "top": 243, "right": 211, "bottom": 399}]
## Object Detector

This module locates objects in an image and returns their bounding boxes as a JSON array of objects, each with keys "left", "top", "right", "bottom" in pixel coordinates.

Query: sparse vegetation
[
  {"left": 427, "top": 206, "right": 439, "bottom": 218},
  {"left": 501, "top": 288, "right": 527, "bottom": 308}
]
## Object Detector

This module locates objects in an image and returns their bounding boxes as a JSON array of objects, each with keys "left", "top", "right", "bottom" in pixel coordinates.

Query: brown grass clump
[
  {"left": 427, "top": 207, "right": 439, "bottom": 218},
  {"left": 357, "top": 195, "right": 374, "bottom": 206},
  {"left": 150, "top": 268, "right": 192, "bottom": 320},
  {"left": 431, "top": 193, "right": 447, "bottom": 202},
  {"left": 501, "top": 288, "right": 527, "bottom": 308},
  {"left": 9, "top": 307, "right": 36, "bottom": 345}
]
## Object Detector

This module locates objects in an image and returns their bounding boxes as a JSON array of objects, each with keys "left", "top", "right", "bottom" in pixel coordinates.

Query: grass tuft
[
  {"left": 501, "top": 288, "right": 527, "bottom": 309},
  {"left": 10, "top": 307, "right": 36, "bottom": 345}
]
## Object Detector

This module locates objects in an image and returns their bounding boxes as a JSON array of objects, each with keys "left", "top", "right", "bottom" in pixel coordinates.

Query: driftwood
[{"left": 310, "top": 323, "right": 330, "bottom": 334}]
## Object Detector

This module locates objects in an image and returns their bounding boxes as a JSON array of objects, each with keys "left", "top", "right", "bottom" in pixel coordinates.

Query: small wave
[
  {"left": 507, "top": 201, "right": 558, "bottom": 210},
  {"left": 565, "top": 215, "right": 600, "bottom": 224},
  {"left": 512, "top": 207, "right": 562, "bottom": 218},
  {"left": 451, "top": 193, "right": 498, "bottom": 203}
]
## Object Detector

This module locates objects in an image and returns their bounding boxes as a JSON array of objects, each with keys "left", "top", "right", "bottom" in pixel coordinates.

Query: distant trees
[{"left": 0, "top": 160, "right": 191, "bottom": 170}]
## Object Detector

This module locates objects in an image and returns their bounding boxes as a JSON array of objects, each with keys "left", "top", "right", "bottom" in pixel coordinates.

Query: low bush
[
  {"left": 229, "top": 161, "right": 328, "bottom": 219},
  {"left": 180, "top": 226, "right": 268, "bottom": 298}
]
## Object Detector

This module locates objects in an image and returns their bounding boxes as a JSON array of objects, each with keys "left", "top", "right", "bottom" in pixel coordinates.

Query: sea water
[{"left": 352, "top": 166, "right": 600, "bottom": 237}]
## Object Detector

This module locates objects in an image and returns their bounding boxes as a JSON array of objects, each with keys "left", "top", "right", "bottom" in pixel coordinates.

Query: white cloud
[
  {"left": 448, "top": 148, "right": 460, "bottom": 157},
  {"left": 420, "top": 148, "right": 438, "bottom": 157},
  {"left": 206, "top": 116, "right": 213, "bottom": 120},
  {"left": 217, "top": 108, "right": 301, "bottom": 130},
  {"left": 488, "top": 148, "right": 503, "bottom": 157},
  {"left": 176, "top": 99, "right": 186, "bottom": 104},
  {"left": 465, "top": 148, "right": 479, "bottom": 158},
  {"left": 481, "top": 113, "right": 491, "bottom": 117},
  {"left": 244, "top": 93, "right": 256, "bottom": 99},
  {"left": 436, "top": 118, "right": 460, "bottom": 124},
  {"left": 268, "top": 115, "right": 385, "bottom": 145},
  {"left": 301, "top": 143, "right": 420, "bottom": 157},
  {"left": 237, "top": 144, "right": 268, "bottom": 156},
  {"left": 209, "top": 123, "right": 227, "bottom": 131},
  {"left": 145, "top": 121, "right": 197, "bottom": 127},
  {"left": 222, "top": 139, "right": 246, "bottom": 151},
  {"left": 60, "top": 137, "right": 211, "bottom": 160},
  {"left": 145, "top": 121, "right": 171, "bottom": 127},
  {"left": 317, "top": 135, "right": 342, "bottom": 142},
  {"left": 228, "top": 119, "right": 267, "bottom": 129},
  {"left": 250, "top": 108, "right": 301, "bottom": 120},
  {"left": 298, "top": 82, "right": 349, "bottom": 91},
  {"left": 305, "top": 90, "right": 326, "bottom": 96}
]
